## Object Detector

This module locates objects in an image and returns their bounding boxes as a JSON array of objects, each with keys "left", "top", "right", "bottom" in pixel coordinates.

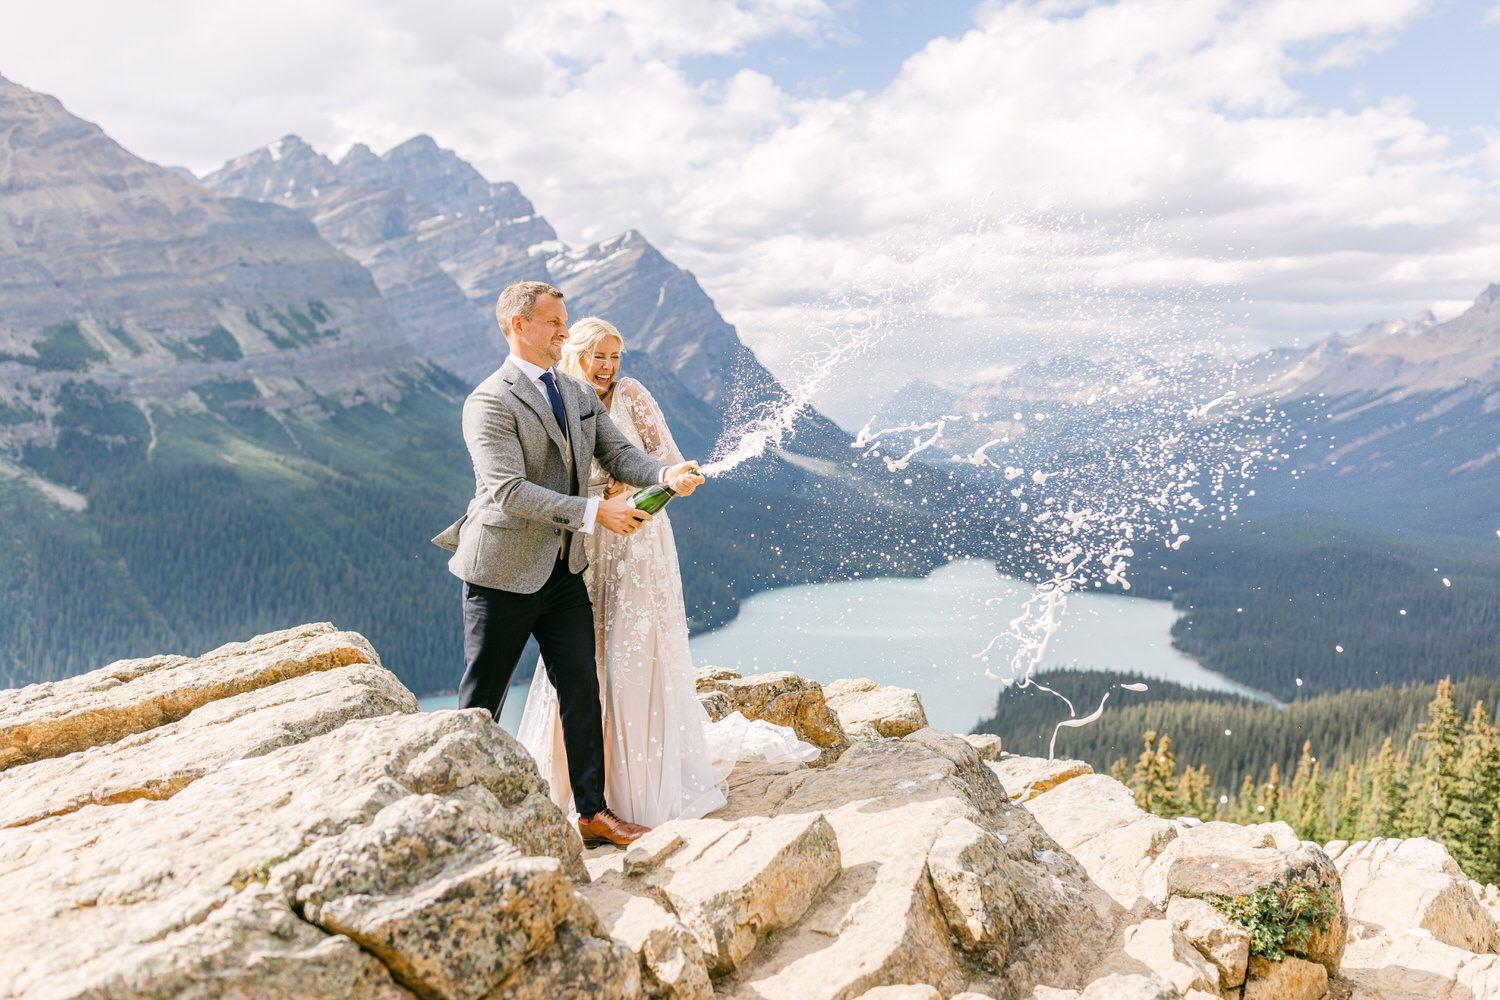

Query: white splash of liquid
[
  {"left": 700, "top": 301, "right": 894, "bottom": 476},
  {"left": 859, "top": 355, "right": 1289, "bottom": 756}
]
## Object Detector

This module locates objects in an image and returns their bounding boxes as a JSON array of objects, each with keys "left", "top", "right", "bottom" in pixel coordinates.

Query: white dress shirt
[{"left": 505, "top": 354, "right": 601, "bottom": 534}]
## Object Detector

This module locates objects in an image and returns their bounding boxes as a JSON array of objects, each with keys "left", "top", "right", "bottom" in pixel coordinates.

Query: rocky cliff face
[
  {"left": 8, "top": 623, "right": 1497, "bottom": 1000},
  {"left": 0, "top": 76, "right": 428, "bottom": 449},
  {"left": 202, "top": 134, "right": 787, "bottom": 458}
]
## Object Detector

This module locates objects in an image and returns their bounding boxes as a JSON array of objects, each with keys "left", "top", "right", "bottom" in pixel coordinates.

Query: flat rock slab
[
  {"left": 1, "top": 708, "right": 596, "bottom": 1000},
  {"left": 0, "top": 623, "right": 379, "bottom": 770},
  {"left": 694, "top": 669, "right": 848, "bottom": 766},
  {"left": 709, "top": 729, "right": 1112, "bottom": 1000},
  {"left": 988, "top": 755, "right": 1093, "bottom": 803},
  {"left": 0, "top": 662, "right": 417, "bottom": 829},
  {"left": 1335, "top": 836, "right": 1498, "bottom": 954},
  {"left": 824, "top": 677, "right": 928, "bottom": 739},
  {"left": 1341, "top": 928, "right": 1500, "bottom": 999}
]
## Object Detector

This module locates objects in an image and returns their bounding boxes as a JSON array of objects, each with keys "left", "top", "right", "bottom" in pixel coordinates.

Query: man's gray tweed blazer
[{"left": 433, "top": 362, "right": 665, "bottom": 594}]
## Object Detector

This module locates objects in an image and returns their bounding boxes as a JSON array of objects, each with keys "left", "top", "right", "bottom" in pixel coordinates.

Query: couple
[{"left": 435, "top": 281, "right": 813, "bottom": 847}]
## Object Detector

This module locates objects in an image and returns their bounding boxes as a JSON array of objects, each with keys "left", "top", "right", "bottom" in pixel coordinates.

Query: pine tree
[
  {"left": 1371, "top": 737, "right": 1405, "bottom": 838},
  {"left": 1335, "top": 762, "right": 1364, "bottom": 841},
  {"left": 1254, "top": 763, "right": 1284, "bottom": 822},
  {"left": 1178, "top": 764, "right": 1214, "bottom": 821},
  {"left": 1230, "top": 773, "right": 1258, "bottom": 824},
  {"left": 1457, "top": 700, "right": 1500, "bottom": 884},
  {"left": 1402, "top": 681, "right": 1464, "bottom": 840},
  {"left": 1131, "top": 731, "right": 1182, "bottom": 817},
  {"left": 1289, "top": 741, "right": 1328, "bottom": 843}
]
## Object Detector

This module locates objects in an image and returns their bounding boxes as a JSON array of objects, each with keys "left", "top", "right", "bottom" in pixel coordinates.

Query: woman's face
[{"left": 580, "top": 335, "right": 622, "bottom": 394}]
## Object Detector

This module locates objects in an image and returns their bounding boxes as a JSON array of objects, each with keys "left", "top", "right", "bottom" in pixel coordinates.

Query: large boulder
[
  {"left": 1022, "top": 772, "right": 1179, "bottom": 911},
  {"left": 1242, "top": 954, "right": 1326, "bottom": 1000},
  {"left": 0, "top": 624, "right": 381, "bottom": 770},
  {"left": 1335, "top": 837, "right": 1498, "bottom": 953},
  {"left": 1147, "top": 822, "right": 1347, "bottom": 977},
  {"left": 694, "top": 668, "right": 848, "bottom": 766},
  {"left": 1340, "top": 925, "right": 1500, "bottom": 999},
  {"left": 703, "top": 729, "right": 1115, "bottom": 1000},
  {"left": 1166, "top": 896, "right": 1249, "bottom": 988},
  {"left": 587, "top": 811, "right": 841, "bottom": 977},
  {"left": 823, "top": 677, "right": 929, "bottom": 738},
  {"left": 988, "top": 754, "right": 1092, "bottom": 802},
  {"left": 0, "top": 626, "right": 634, "bottom": 1000}
]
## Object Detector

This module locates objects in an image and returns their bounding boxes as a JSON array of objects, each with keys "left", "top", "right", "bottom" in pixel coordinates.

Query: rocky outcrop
[
  {"left": 1331, "top": 836, "right": 1498, "bottom": 953},
  {"left": 14, "top": 625, "right": 1500, "bottom": 1000},
  {"left": 824, "top": 676, "right": 930, "bottom": 738},
  {"left": 694, "top": 666, "right": 849, "bottom": 766}
]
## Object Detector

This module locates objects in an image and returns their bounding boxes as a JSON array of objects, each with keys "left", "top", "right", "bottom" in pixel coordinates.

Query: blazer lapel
[
  {"left": 566, "top": 381, "right": 590, "bottom": 476},
  {"left": 500, "top": 365, "right": 568, "bottom": 458}
]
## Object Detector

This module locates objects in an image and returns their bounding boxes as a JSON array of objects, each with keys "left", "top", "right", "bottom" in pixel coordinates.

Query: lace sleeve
[{"left": 618, "top": 378, "right": 684, "bottom": 466}]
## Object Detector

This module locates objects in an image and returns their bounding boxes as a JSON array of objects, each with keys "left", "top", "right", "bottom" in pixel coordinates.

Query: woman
[{"left": 517, "top": 317, "right": 815, "bottom": 828}]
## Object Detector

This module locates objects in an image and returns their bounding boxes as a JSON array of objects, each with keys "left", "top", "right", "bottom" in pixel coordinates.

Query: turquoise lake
[{"left": 419, "top": 558, "right": 1259, "bottom": 735}]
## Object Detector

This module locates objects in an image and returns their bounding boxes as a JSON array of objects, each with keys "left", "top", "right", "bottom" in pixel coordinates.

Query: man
[{"left": 433, "top": 281, "right": 703, "bottom": 846}]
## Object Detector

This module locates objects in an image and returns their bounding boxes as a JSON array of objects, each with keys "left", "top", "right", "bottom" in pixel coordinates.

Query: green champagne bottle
[{"left": 629, "top": 468, "right": 698, "bottom": 515}]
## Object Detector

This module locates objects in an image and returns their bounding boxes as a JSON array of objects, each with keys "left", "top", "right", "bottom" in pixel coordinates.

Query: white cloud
[{"left": 2, "top": 0, "right": 1498, "bottom": 423}]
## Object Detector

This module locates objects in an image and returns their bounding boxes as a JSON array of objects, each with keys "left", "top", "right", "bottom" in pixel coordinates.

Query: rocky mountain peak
[
  {"left": 0, "top": 76, "right": 424, "bottom": 450},
  {"left": 201, "top": 134, "right": 339, "bottom": 208}
]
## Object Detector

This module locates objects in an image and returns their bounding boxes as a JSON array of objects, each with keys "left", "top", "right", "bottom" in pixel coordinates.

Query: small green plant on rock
[{"left": 1205, "top": 885, "right": 1338, "bottom": 963}]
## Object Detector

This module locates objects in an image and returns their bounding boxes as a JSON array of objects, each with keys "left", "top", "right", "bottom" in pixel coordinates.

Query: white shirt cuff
[{"left": 580, "top": 497, "right": 600, "bottom": 534}]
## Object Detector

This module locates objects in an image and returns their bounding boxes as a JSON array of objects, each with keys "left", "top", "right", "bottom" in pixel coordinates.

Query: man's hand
[
  {"left": 598, "top": 493, "right": 653, "bottom": 535},
  {"left": 665, "top": 460, "right": 707, "bottom": 496}
]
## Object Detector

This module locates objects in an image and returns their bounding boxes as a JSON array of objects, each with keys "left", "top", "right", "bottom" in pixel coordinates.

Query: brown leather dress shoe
[{"left": 578, "top": 807, "right": 650, "bottom": 846}]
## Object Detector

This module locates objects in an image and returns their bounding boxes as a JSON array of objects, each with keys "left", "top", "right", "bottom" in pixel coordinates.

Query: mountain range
[{"left": 0, "top": 73, "right": 978, "bottom": 692}]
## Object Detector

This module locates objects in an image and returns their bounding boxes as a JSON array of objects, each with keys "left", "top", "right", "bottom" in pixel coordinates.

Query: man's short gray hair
[{"left": 496, "top": 281, "right": 564, "bottom": 330}]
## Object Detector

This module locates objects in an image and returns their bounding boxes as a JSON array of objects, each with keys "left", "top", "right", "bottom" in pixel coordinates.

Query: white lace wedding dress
[{"left": 517, "top": 377, "right": 817, "bottom": 827}]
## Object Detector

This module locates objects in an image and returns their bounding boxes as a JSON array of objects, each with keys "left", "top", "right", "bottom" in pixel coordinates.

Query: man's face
[{"left": 508, "top": 295, "right": 568, "bottom": 366}]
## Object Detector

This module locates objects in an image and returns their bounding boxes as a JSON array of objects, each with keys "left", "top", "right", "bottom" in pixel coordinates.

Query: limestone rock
[
  {"left": 707, "top": 732, "right": 1109, "bottom": 1000},
  {"left": 1340, "top": 927, "right": 1500, "bottom": 999},
  {"left": 927, "top": 816, "right": 1036, "bottom": 957},
  {"left": 0, "top": 662, "right": 416, "bottom": 829},
  {"left": 989, "top": 754, "right": 1093, "bottom": 802},
  {"left": 2, "top": 706, "right": 589, "bottom": 1000},
  {"left": 961, "top": 733, "right": 1003, "bottom": 761},
  {"left": 272, "top": 794, "right": 574, "bottom": 1000},
  {"left": 824, "top": 677, "right": 928, "bottom": 738},
  {"left": 0, "top": 623, "right": 379, "bottom": 771},
  {"left": 1119, "top": 918, "right": 1219, "bottom": 996},
  {"left": 696, "top": 690, "right": 732, "bottom": 723},
  {"left": 1077, "top": 972, "right": 1180, "bottom": 999},
  {"left": 636, "top": 811, "right": 841, "bottom": 976},
  {"left": 1166, "top": 895, "right": 1249, "bottom": 988},
  {"left": 1243, "top": 954, "right": 1327, "bottom": 1000},
  {"left": 694, "top": 668, "right": 847, "bottom": 766},
  {"left": 1335, "top": 836, "right": 1498, "bottom": 953},
  {"left": 1023, "top": 772, "right": 1178, "bottom": 910},
  {"left": 579, "top": 884, "right": 712, "bottom": 1000},
  {"left": 486, "top": 906, "right": 643, "bottom": 1000},
  {"left": 76, "top": 883, "right": 417, "bottom": 1000},
  {"left": 844, "top": 720, "right": 885, "bottom": 740},
  {"left": 1156, "top": 836, "right": 1346, "bottom": 976},
  {"left": 850, "top": 987, "right": 942, "bottom": 1000}
]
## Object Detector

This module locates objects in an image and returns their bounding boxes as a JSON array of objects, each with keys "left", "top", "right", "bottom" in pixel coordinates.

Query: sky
[{"left": 3, "top": 0, "right": 1500, "bottom": 421}]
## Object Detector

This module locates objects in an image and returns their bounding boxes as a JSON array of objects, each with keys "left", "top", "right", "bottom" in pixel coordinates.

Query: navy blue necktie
[{"left": 538, "top": 370, "right": 567, "bottom": 433}]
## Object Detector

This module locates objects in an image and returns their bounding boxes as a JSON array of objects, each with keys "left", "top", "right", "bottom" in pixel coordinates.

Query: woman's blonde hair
[{"left": 559, "top": 317, "right": 625, "bottom": 384}]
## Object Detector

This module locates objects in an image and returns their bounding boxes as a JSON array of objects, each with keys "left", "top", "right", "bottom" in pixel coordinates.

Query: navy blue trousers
[{"left": 459, "top": 558, "right": 605, "bottom": 817}]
